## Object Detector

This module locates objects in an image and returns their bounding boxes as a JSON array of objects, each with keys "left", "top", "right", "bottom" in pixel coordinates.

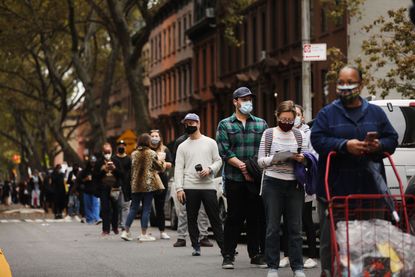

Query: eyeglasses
[{"left": 278, "top": 119, "right": 294, "bottom": 124}]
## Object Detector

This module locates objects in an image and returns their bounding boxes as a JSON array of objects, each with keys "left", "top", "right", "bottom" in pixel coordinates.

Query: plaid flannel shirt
[{"left": 216, "top": 113, "right": 268, "bottom": 182}]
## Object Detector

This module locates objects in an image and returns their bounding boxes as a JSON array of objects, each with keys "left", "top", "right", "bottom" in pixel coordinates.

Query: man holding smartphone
[
  {"left": 311, "top": 65, "right": 398, "bottom": 276},
  {"left": 174, "top": 113, "right": 224, "bottom": 258}
]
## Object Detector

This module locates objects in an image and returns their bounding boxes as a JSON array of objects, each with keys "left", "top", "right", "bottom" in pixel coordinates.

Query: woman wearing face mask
[
  {"left": 257, "top": 100, "right": 308, "bottom": 277},
  {"left": 121, "top": 133, "right": 165, "bottom": 242},
  {"left": 149, "top": 130, "right": 173, "bottom": 239}
]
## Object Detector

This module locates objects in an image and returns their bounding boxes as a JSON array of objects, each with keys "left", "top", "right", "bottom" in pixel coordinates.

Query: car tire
[{"left": 170, "top": 201, "right": 178, "bottom": 230}]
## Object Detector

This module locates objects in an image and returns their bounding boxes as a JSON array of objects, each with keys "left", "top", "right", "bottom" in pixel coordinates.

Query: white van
[{"left": 370, "top": 100, "right": 415, "bottom": 194}]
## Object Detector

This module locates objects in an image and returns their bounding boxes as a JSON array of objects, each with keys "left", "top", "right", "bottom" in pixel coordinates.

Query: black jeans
[
  {"left": 153, "top": 189, "right": 167, "bottom": 231},
  {"left": 224, "top": 179, "right": 266, "bottom": 258},
  {"left": 100, "top": 189, "right": 119, "bottom": 233},
  {"left": 184, "top": 189, "right": 224, "bottom": 252}
]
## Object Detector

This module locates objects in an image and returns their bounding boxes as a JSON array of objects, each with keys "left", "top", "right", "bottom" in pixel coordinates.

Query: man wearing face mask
[
  {"left": 311, "top": 66, "right": 398, "bottom": 276},
  {"left": 112, "top": 140, "right": 131, "bottom": 231},
  {"left": 216, "top": 87, "right": 268, "bottom": 269},
  {"left": 94, "top": 143, "right": 123, "bottom": 236},
  {"left": 175, "top": 113, "right": 224, "bottom": 258}
]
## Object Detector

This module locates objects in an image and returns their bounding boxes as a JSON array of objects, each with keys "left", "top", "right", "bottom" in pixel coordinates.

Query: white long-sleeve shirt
[
  {"left": 174, "top": 135, "right": 222, "bottom": 192},
  {"left": 257, "top": 127, "right": 308, "bottom": 181}
]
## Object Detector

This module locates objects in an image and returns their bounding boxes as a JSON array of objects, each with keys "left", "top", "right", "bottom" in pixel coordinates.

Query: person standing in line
[
  {"left": 216, "top": 87, "right": 268, "bottom": 269},
  {"left": 94, "top": 143, "right": 123, "bottom": 236},
  {"left": 279, "top": 105, "right": 318, "bottom": 269},
  {"left": 112, "top": 140, "right": 131, "bottom": 231},
  {"left": 149, "top": 130, "right": 173, "bottom": 240},
  {"left": 311, "top": 66, "right": 398, "bottom": 277},
  {"left": 258, "top": 100, "right": 308, "bottom": 277},
  {"left": 121, "top": 133, "right": 165, "bottom": 242},
  {"left": 28, "top": 170, "right": 43, "bottom": 208},
  {"left": 51, "top": 164, "right": 66, "bottom": 219},
  {"left": 78, "top": 156, "right": 101, "bottom": 224},
  {"left": 67, "top": 165, "right": 81, "bottom": 220},
  {"left": 175, "top": 113, "right": 224, "bottom": 257},
  {"left": 171, "top": 131, "right": 213, "bottom": 248}
]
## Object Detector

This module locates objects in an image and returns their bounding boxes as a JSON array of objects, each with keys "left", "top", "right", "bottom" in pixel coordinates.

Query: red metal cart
[{"left": 324, "top": 151, "right": 415, "bottom": 277}]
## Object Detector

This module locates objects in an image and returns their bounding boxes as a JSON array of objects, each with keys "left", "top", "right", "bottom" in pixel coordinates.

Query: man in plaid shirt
[{"left": 216, "top": 87, "right": 268, "bottom": 269}]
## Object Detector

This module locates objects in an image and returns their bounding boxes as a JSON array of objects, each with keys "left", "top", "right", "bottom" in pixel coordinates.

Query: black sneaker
[
  {"left": 222, "top": 256, "right": 234, "bottom": 269},
  {"left": 200, "top": 237, "right": 213, "bottom": 247},
  {"left": 250, "top": 254, "right": 267, "bottom": 268},
  {"left": 173, "top": 239, "right": 186, "bottom": 247},
  {"left": 192, "top": 248, "right": 201, "bottom": 256}
]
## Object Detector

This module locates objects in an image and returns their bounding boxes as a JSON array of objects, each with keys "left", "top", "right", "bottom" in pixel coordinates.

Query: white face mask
[
  {"left": 239, "top": 101, "right": 253, "bottom": 115},
  {"left": 104, "top": 154, "right": 111, "bottom": 160},
  {"left": 294, "top": 116, "right": 302, "bottom": 128},
  {"left": 336, "top": 83, "right": 359, "bottom": 93}
]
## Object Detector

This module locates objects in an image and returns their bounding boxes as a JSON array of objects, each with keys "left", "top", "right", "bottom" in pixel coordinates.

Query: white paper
[{"left": 271, "top": 151, "right": 295, "bottom": 164}]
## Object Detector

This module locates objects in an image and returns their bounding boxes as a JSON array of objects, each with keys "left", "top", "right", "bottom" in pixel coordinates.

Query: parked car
[{"left": 370, "top": 100, "right": 415, "bottom": 194}]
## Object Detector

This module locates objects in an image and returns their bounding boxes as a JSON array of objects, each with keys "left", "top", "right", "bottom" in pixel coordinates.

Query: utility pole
[{"left": 302, "top": 0, "right": 312, "bottom": 121}]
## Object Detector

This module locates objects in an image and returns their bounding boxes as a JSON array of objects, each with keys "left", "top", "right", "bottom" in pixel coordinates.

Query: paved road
[{"left": 0, "top": 220, "right": 322, "bottom": 277}]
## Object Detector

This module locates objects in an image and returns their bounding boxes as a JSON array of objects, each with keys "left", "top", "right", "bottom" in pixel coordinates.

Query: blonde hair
[{"left": 275, "top": 100, "right": 296, "bottom": 118}]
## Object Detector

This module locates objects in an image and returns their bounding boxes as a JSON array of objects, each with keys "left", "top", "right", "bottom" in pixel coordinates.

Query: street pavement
[{"left": 0, "top": 219, "right": 322, "bottom": 277}]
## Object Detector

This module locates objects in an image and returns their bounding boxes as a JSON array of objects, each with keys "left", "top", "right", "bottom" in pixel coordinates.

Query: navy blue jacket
[{"left": 311, "top": 98, "right": 398, "bottom": 199}]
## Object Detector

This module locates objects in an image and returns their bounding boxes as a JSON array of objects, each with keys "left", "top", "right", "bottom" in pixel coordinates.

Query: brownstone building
[
  {"left": 147, "top": 0, "right": 195, "bottom": 144},
  {"left": 147, "top": 0, "right": 347, "bottom": 142}
]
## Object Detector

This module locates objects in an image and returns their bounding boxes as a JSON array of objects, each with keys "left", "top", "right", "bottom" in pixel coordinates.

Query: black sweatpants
[
  {"left": 100, "top": 190, "right": 119, "bottom": 233},
  {"left": 184, "top": 189, "right": 224, "bottom": 252}
]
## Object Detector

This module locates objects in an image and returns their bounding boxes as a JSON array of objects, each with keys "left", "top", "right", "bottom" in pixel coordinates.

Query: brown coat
[{"left": 130, "top": 147, "right": 164, "bottom": 193}]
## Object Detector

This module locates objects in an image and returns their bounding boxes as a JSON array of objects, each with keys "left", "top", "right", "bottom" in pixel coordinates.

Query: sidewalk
[{"left": 0, "top": 204, "right": 53, "bottom": 220}]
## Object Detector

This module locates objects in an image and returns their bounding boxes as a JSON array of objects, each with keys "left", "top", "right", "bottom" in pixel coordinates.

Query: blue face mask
[{"left": 239, "top": 101, "right": 253, "bottom": 115}]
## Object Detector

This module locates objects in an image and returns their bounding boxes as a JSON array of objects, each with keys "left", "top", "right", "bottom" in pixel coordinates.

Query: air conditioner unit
[{"left": 205, "top": 8, "right": 215, "bottom": 18}]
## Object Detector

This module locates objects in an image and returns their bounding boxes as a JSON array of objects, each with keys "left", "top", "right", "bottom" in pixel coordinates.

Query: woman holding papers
[{"left": 257, "top": 100, "right": 309, "bottom": 277}]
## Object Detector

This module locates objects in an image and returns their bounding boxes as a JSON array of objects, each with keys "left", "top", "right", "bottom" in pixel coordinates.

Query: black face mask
[
  {"left": 185, "top": 125, "right": 198, "bottom": 135},
  {"left": 117, "top": 147, "right": 125, "bottom": 154}
]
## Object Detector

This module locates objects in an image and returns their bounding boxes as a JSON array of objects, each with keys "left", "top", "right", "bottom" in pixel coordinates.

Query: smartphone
[
  {"left": 195, "top": 164, "right": 203, "bottom": 172},
  {"left": 365, "top": 131, "right": 378, "bottom": 142}
]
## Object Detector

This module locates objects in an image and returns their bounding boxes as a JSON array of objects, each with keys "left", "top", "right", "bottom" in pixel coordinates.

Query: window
[
  {"left": 321, "top": 7, "right": 328, "bottom": 33},
  {"left": 168, "top": 27, "right": 171, "bottom": 56},
  {"left": 243, "top": 22, "right": 248, "bottom": 66},
  {"left": 294, "top": 0, "right": 301, "bottom": 40},
  {"left": 252, "top": 15, "right": 257, "bottom": 63},
  {"left": 283, "top": 1, "right": 288, "bottom": 44},
  {"left": 173, "top": 71, "right": 177, "bottom": 102},
  {"left": 210, "top": 44, "right": 215, "bottom": 84},
  {"left": 261, "top": 11, "right": 267, "bottom": 52},
  {"left": 150, "top": 39, "right": 154, "bottom": 64},
  {"left": 183, "top": 66, "right": 188, "bottom": 97},
  {"left": 172, "top": 23, "right": 176, "bottom": 53},
  {"left": 283, "top": 78, "right": 290, "bottom": 100},
  {"left": 202, "top": 47, "right": 207, "bottom": 87},
  {"left": 271, "top": 0, "right": 277, "bottom": 49},
  {"left": 183, "top": 16, "right": 187, "bottom": 47},
  {"left": 158, "top": 34, "right": 161, "bottom": 61},
  {"left": 235, "top": 26, "right": 241, "bottom": 69},
  {"left": 163, "top": 30, "right": 166, "bottom": 58},
  {"left": 321, "top": 70, "right": 329, "bottom": 106},
  {"left": 295, "top": 76, "right": 302, "bottom": 105},
  {"left": 178, "top": 69, "right": 182, "bottom": 100},
  {"left": 178, "top": 20, "right": 182, "bottom": 49},
  {"left": 195, "top": 49, "right": 199, "bottom": 90}
]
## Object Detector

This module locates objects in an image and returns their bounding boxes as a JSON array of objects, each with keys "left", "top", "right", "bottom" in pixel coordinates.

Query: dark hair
[
  {"left": 339, "top": 65, "right": 363, "bottom": 82},
  {"left": 137, "top": 133, "right": 152, "bottom": 148}
]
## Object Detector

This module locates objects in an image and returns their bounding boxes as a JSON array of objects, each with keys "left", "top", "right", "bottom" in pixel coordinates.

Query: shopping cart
[{"left": 324, "top": 151, "right": 415, "bottom": 277}]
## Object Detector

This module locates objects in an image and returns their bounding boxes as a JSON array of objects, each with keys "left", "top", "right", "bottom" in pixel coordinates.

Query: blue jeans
[
  {"left": 262, "top": 176, "right": 304, "bottom": 270},
  {"left": 125, "top": 192, "right": 153, "bottom": 229},
  {"left": 83, "top": 193, "right": 101, "bottom": 224}
]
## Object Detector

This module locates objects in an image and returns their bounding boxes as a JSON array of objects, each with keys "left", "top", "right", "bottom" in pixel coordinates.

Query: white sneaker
[
  {"left": 64, "top": 215, "right": 72, "bottom": 221},
  {"left": 293, "top": 270, "right": 306, "bottom": 277},
  {"left": 303, "top": 258, "right": 318, "bottom": 269},
  {"left": 74, "top": 215, "right": 81, "bottom": 222},
  {"left": 139, "top": 234, "right": 156, "bottom": 242},
  {"left": 279, "top": 257, "right": 290, "bottom": 268},
  {"left": 160, "top": 232, "right": 170, "bottom": 240},
  {"left": 121, "top": 230, "right": 133, "bottom": 241},
  {"left": 267, "top": 269, "right": 279, "bottom": 277}
]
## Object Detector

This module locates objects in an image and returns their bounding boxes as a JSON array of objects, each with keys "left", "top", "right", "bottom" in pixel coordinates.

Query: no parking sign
[{"left": 303, "top": 43, "right": 327, "bottom": 61}]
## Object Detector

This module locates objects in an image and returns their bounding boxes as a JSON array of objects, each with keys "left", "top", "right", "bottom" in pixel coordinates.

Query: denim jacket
[{"left": 311, "top": 98, "right": 398, "bottom": 199}]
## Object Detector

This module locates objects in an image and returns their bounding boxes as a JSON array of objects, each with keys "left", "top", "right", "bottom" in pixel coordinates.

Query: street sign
[{"left": 303, "top": 43, "right": 327, "bottom": 61}]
